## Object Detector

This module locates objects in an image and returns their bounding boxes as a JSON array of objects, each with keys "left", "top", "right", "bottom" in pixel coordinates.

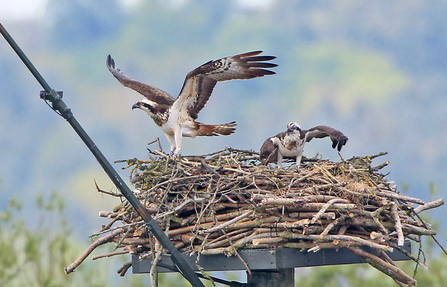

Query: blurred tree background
[{"left": 1, "top": 0, "right": 446, "bottom": 285}]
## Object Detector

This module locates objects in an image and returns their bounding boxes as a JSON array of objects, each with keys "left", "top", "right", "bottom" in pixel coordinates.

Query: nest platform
[{"left": 66, "top": 148, "right": 444, "bottom": 286}]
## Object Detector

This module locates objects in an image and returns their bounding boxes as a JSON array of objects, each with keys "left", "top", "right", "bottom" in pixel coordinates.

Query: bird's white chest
[
  {"left": 161, "top": 108, "right": 195, "bottom": 137},
  {"left": 278, "top": 133, "right": 304, "bottom": 156}
]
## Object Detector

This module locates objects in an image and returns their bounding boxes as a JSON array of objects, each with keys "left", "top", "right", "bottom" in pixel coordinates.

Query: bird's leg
[
  {"left": 276, "top": 152, "right": 283, "bottom": 168},
  {"left": 165, "top": 134, "right": 176, "bottom": 156},
  {"left": 173, "top": 128, "right": 183, "bottom": 157},
  {"left": 295, "top": 151, "right": 303, "bottom": 171}
]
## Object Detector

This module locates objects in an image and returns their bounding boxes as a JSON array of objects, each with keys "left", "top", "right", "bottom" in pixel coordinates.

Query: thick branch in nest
[
  {"left": 348, "top": 247, "right": 417, "bottom": 286},
  {"left": 65, "top": 228, "right": 124, "bottom": 274}
]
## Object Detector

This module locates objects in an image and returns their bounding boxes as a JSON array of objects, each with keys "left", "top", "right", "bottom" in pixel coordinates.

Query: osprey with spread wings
[
  {"left": 107, "top": 51, "right": 277, "bottom": 156},
  {"left": 260, "top": 122, "right": 348, "bottom": 170}
]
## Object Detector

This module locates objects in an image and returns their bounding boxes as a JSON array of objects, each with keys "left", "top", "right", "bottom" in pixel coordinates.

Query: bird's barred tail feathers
[{"left": 196, "top": 121, "right": 237, "bottom": 136}]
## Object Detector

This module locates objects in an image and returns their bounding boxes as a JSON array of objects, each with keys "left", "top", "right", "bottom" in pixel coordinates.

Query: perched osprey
[
  {"left": 107, "top": 51, "right": 277, "bottom": 156},
  {"left": 260, "top": 122, "right": 348, "bottom": 169}
]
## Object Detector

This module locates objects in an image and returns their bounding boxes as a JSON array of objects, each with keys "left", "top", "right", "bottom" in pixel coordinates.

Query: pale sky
[
  {"left": 0, "top": 0, "right": 271, "bottom": 20},
  {"left": 0, "top": 0, "right": 47, "bottom": 20}
]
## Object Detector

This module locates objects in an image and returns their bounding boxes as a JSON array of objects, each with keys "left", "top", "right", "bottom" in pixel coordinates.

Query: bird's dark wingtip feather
[
  {"left": 249, "top": 62, "right": 278, "bottom": 68},
  {"left": 332, "top": 140, "right": 337, "bottom": 149},
  {"left": 247, "top": 50, "right": 263, "bottom": 55},
  {"left": 259, "top": 69, "right": 276, "bottom": 75},
  {"left": 245, "top": 55, "right": 277, "bottom": 62},
  {"left": 106, "top": 54, "right": 115, "bottom": 70}
]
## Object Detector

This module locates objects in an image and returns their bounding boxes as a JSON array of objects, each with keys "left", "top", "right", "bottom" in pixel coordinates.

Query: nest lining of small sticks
[{"left": 65, "top": 148, "right": 444, "bottom": 286}]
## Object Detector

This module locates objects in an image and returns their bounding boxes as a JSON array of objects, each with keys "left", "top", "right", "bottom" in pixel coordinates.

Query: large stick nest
[{"left": 68, "top": 148, "right": 444, "bottom": 285}]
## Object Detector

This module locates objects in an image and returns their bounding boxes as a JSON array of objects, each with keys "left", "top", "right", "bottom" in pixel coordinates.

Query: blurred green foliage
[{"left": 0, "top": 192, "right": 108, "bottom": 286}]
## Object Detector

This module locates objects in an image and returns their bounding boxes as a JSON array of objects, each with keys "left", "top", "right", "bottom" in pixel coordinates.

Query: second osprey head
[{"left": 286, "top": 122, "right": 301, "bottom": 133}]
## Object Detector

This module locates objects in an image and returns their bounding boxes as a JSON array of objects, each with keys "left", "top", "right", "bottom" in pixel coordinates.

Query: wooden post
[{"left": 247, "top": 268, "right": 294, "bottom": 287}]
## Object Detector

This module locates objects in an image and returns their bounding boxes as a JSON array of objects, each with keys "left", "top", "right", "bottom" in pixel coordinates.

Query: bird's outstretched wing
[
  {"left": 260, "top": 137, "right": 278, "bottom": 164},
  {"left": 173, "top": 51, "right": 277, "bottom": 119},
  {"left": 106, "top": 55, "right": 175, "bottom": 106},
  {"left": 304, "top": 125, "right": 349, "bottom": 151}
]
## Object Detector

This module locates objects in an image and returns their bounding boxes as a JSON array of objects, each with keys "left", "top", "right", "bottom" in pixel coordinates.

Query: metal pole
[
  {"left": 0, "top": 23, "right": 204, "bottom": 287},
  {"left": 247, "top": 269, "right": 294, "bottom": 287}
]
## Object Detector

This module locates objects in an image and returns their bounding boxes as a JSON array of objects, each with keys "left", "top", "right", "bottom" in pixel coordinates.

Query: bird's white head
[
  {"left": 132, "top": 98, "right": 159, "bottom": 116},
  {"left": 287, "top": 122, "right": 301, "bottom": 133}
]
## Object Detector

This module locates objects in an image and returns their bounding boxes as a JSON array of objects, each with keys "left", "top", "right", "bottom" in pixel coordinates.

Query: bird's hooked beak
[
  {"left": 132, "top": 102, "right": 141, "bottom": 110},
  {"left": 132, "top": 100, "right": 155, "bottom": 113}
]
